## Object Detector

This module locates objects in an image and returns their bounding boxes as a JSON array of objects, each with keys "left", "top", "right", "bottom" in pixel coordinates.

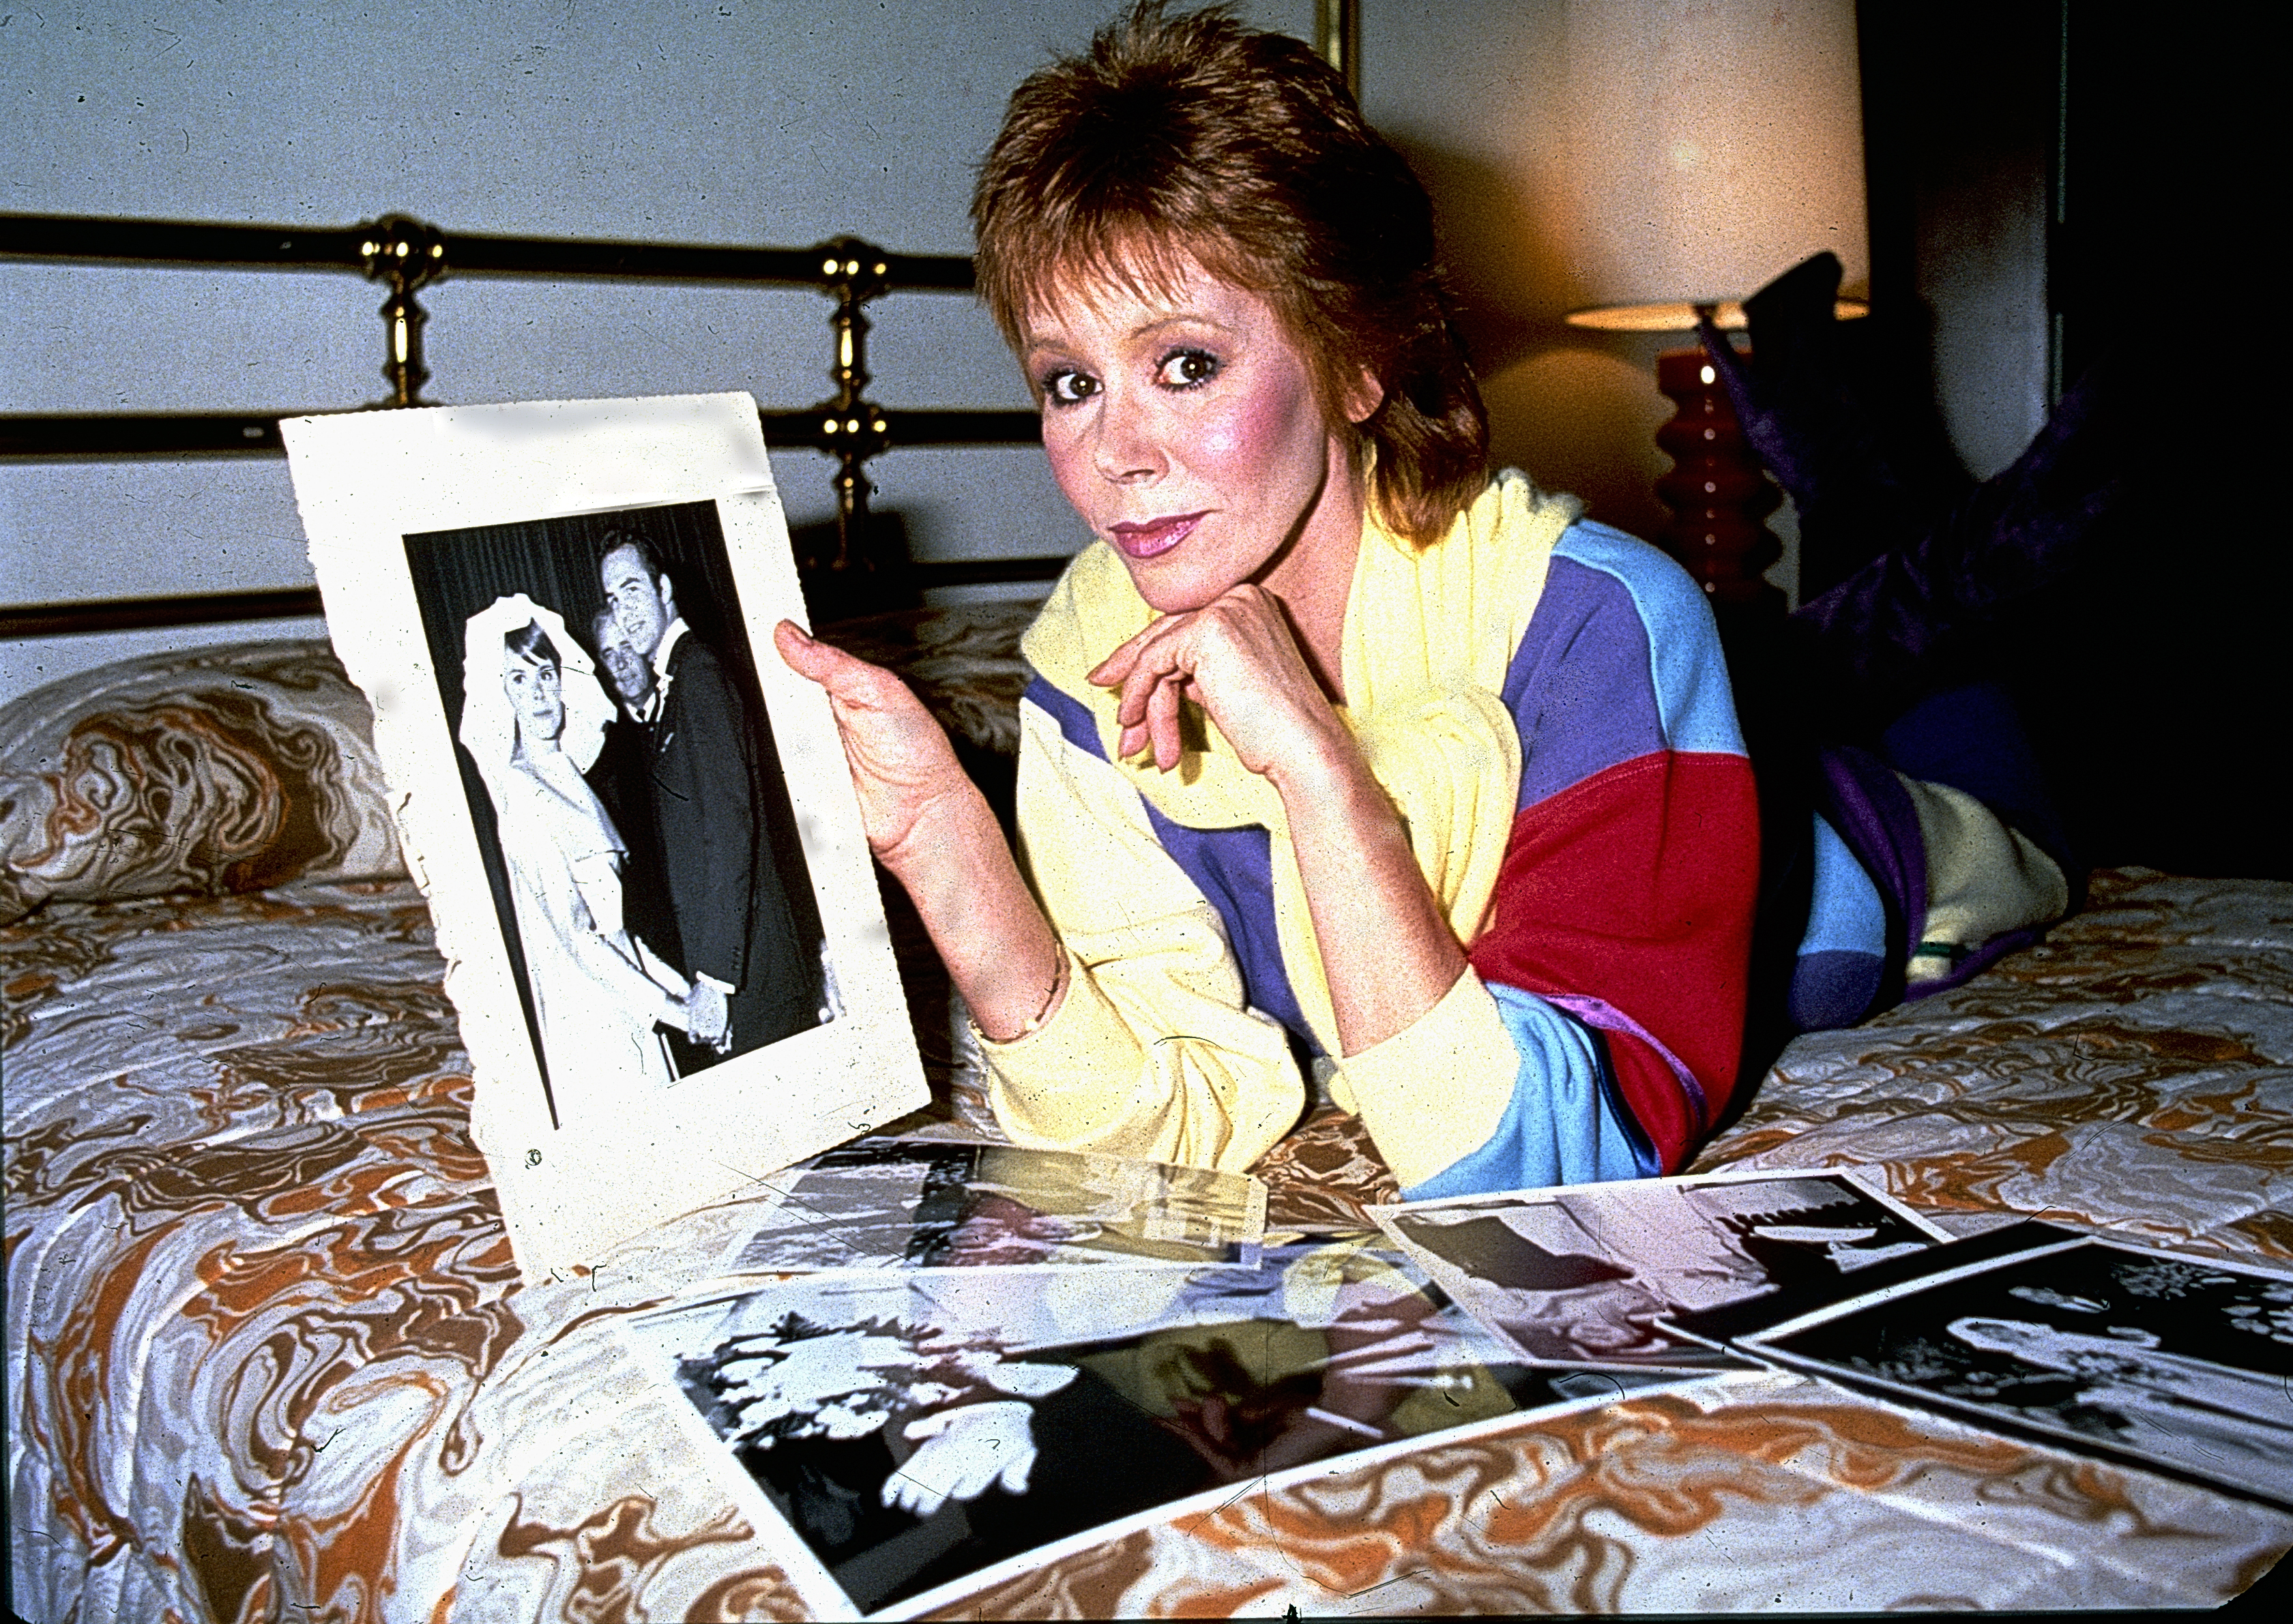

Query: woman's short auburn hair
[{"left": 972, "top": 2, "right": 1487, "bottom": 549}]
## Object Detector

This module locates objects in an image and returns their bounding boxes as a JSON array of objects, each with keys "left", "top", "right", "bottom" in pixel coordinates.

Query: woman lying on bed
[{"left": 778, "top": 2, "right": 2066, "bottom": 1198}]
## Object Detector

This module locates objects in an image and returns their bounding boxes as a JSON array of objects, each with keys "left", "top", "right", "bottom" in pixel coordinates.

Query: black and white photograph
[
  {"left": 722, "top": 1138, "right": 1267, "bottom": 1275},
  {"left": 404, "top": 499, "right": 831, "bottom": 1129},
  {"left": 1373, "top": 1170, "right": 1948, "bottom": 1371},
  {"left": 1740, "top": 1233, "right": 2293, "bottom": 1509},
  {"left": 626, "top": 1237, "right": 1601, "bottom": 1616},
  {"left": 284, "top": 394, "right": 926, "bottom": 1282}
]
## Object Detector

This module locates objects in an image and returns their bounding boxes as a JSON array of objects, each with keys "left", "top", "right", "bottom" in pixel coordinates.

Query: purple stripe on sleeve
[
  {"left": 1502, "top": 555, "right": 1667, "bottom": 811},
  {"left": 1543, "top": 991, "right": 1709, "bottom": 1132},
  {"left": 1024, "top": 672, "right": 1315, "bottom": 1050},
  {"left": 1023, "top": 672, "right": 1105, "bottom": 759},
  {"left": 1138, "top": 806, "right": 1317, "bottom": 1052}
]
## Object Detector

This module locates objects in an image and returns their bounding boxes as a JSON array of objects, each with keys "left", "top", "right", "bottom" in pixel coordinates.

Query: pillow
[{"left": 0, "top": 639, "right": 404, "bottom": 925}]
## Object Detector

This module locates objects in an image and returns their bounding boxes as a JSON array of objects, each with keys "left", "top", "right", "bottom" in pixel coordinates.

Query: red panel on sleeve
[{"left": 1467, "top": 749, "right": 1761, "bottom": 1170}]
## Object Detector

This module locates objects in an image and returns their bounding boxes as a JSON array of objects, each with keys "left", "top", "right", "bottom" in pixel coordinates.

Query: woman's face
[
  {"left": 503, "top": 649, "right": 564, "bottom": 745},
  {"left": 1023, "top": 259, "right": 1372, "bottom": 616}
]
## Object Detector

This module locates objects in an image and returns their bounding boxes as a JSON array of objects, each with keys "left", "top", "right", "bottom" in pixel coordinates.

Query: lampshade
[{"left": 1547, "top": 0, "right": 1869, "bottom": 331}]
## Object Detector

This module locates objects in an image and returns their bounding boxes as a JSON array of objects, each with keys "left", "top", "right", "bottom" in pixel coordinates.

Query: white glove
[{"left": 879, "top": 1401, "right": 1038, "bottom": 1518}]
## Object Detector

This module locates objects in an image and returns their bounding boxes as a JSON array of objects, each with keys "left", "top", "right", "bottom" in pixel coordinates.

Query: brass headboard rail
[{"left": 3, "top": 211, "right": 1051, "bottom": 635}]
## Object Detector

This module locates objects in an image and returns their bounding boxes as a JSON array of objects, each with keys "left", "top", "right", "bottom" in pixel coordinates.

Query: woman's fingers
[
  {"left": 772, "top": 619, "right": 972, "bottom": 855},
  {"left": 1087, "top": 588, "right": 1339, "bottom": 778},
  {"left": 775, "top": 619, "right": 902, "bottom": 709},
  {"left": 1145, "top": 667, "right": 1186, "bottom": 771}
]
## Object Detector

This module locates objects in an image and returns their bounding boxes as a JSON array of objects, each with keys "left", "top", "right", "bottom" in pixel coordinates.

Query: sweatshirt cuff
[
  {"left": 1327, "top": 967, "right": 1517, "bottom": 1190},
  {"left": 975, "top": 947, "right": 1149, "bottom": 1142}
]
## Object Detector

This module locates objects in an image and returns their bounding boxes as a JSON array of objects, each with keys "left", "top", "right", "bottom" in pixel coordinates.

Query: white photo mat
[{"left": 284, "top": 394, "right": 926, "bottom": 1283}]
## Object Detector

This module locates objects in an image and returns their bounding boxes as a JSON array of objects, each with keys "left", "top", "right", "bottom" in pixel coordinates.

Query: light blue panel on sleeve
[
  {"left": 1552, "top": 522, "right": 1746, "bottom": 757},
  {"left": 1400, "top": 984, "right": 1655, "bottom": 1200}
]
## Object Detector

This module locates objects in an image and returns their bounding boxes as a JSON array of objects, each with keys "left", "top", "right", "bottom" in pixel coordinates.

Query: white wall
[
  {"left": 0, "top": 0, "right": 1310, "bottom": 700},
  {"left": 5, "top": 1, "right": 1854, "bottom": 707}
]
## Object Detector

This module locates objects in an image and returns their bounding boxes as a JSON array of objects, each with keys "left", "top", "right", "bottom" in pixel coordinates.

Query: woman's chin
[{"left": 1124, "top": 558, "right": 1238, "bottom": 617}]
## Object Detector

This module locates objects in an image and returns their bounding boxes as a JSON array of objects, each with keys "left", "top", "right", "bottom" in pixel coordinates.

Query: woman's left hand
[
  {"left": 1085, "top": 584, "right": 1346, "bottom": 784},
  {"left": 1094, "top": 586, "right": 1469, "bottom": 1059}
]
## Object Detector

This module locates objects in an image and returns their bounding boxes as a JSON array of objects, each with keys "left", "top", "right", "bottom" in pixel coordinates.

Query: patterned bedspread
[
  {"left": 9, "top": 869, "right": 2288, "bottom": 1620},
  {"left": 5, "top": 636, "right": 2288, "bottom": 1616}
]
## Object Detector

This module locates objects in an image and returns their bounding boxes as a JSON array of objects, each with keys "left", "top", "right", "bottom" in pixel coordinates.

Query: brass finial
[{"left": 358, "top": 214, "right": 448, "bottom": 408}]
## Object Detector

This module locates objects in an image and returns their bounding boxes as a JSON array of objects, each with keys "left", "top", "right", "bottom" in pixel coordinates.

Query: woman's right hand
[{"left": 772, "top": 621, "right": 974, "bottom": 870}]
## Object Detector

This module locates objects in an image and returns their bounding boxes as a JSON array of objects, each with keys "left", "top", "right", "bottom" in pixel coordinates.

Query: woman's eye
[
  {"left": 1156, "top": 349, "right": 1220, "bottom": 389},
  {"left": 1040, "top": 368, "right": 1096, "bottom": 407}
]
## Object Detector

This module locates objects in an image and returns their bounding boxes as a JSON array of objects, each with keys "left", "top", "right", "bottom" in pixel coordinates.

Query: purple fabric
[
  {"left": 1878, "top": 682, "right": 2077, "bottom": 899},
  {"left": 1022, "top": 673, "right": 1316, "bottom": 1052},
  {"left": 1785, "top": 359, "right": 2127, "bottom": 718},
  {"left": 1502, "top": 555, "right": 1667, "bottom": 811},
  {"left": 1809, "top": 745, "right": 1928, "bottom": 1000},
  {"left": 1542, "top": 991, "right": 1710, "bottom": 1134},
  {"left": 1025, "top": 672, "right": 1103, "bottom": 758},
  {"left": 1787, "top": 949, "right": 1886, "bottom": 1032},
  {"left": 1137, "top": 806, "right": 1316, "bottom": 1052}
]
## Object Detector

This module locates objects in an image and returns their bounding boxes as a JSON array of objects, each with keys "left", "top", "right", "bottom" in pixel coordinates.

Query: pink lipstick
[{"left": 1108, "top": 512, "right": 1206, "bottom": 560}]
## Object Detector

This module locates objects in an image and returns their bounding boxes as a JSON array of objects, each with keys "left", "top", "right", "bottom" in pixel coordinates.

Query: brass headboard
[{"left": 0, "top": 211, "right": 1055, "bottom": 638}]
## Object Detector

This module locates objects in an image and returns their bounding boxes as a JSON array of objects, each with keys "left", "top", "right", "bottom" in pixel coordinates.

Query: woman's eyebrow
[{"left": 1128, "top": 311, "right": 1238, "bottom": 342}]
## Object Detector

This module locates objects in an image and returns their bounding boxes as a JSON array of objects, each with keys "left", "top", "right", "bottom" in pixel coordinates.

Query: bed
[
  {"left": 7, "top": 628, "right": 2290, "bottom": 1621},
  {"left": 7, "top": 213, "right": 2289, "bottom": 1619}
]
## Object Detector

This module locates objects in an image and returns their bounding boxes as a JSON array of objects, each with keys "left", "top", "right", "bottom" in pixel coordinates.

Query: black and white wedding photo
[
  {"left": 1744, "top": 1233, "right": 2293, "bottom": 1508},
  {"left": 403, "top": 499, "right": 832, "bottom": 1128}
]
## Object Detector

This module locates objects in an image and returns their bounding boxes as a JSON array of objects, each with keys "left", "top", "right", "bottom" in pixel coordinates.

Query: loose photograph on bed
[
  {"left": 404, "top": 499, "right": 832, "bottom": 1128},
  {"left": 1371, "top": 1170, "right": 1948, "bottom": 1372},
  {"left": 721, "top": 1138, "right": 1268, "bottom": 1274},
  {"left": 1738, "top": 1233, "right": 2293, "bottom": 1509},
  {"left": 626, "top": 1237, "right": 1581, "bottom": 1615}
]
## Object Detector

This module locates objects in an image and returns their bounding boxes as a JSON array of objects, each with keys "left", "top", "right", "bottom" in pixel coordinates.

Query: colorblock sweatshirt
[{"left": 978, "top": 473, "right": 1764, "bottom": 1196}]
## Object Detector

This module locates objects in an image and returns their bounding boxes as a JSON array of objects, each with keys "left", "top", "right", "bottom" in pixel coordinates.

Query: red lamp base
[{"left": 1653, "top": 344, "right": 1785, "bottom": 619}]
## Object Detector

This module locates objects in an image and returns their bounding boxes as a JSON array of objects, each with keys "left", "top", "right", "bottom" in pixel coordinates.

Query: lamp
[{"left": 1549, "top": 0, "right": 1869, "bottom": 618}]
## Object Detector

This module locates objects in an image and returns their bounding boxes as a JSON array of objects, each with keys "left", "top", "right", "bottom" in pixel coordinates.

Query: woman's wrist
[
  {"left": 873, "top": 775, "right": 997, "bottom": 889},
  {"left": 974, "top": 943, "right": 1068, "bottom": 1045},
  {"left": 1264, "top": 722, "right": 1387, "bottom": 831}
]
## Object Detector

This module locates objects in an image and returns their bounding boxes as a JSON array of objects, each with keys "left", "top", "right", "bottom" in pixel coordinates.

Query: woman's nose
[{"left": 1091, "top": 392, "right": 1165, "bottom": 484}]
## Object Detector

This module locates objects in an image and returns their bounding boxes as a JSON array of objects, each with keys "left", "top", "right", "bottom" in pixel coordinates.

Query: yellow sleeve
[
  {"left": 1323, "top": 966, "right": 1518, "bottom": 1192},
  {"left": 978, "top": 698, "right": 1308, "bottom": 1173}
]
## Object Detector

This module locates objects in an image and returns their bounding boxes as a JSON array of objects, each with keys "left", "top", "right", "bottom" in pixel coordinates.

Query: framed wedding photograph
[{"left": 284, "top": 394, "right": 926, "bottom": 1282}]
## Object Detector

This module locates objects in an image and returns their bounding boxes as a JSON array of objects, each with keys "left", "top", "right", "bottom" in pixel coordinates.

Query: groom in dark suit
[{"left": 600, "top": 533, "right": 820, "bottom": 1065}]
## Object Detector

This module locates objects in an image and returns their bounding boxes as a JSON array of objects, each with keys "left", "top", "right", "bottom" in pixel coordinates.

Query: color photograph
[{"left": 723, "top": 1138, "right": 1267, "bottom": 1273}]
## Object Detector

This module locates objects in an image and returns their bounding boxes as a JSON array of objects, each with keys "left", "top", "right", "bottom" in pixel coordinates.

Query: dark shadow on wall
[{"left": 1384, "top": 133, "right": 1674, "bottom": 544}]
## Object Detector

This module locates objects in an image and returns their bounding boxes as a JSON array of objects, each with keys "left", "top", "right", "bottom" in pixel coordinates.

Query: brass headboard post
[
  {"left": 813, "top": 237, "right": 893, "bottom": 587},
  {"left": 1315, "top": 0, "right": 1361, "bottom": 100},
  {"left": 359, "top": 216, "right": 448, "bottom": 409},
  {"left": 0, "top": 209, "right": 1058, "bottom": 639}
]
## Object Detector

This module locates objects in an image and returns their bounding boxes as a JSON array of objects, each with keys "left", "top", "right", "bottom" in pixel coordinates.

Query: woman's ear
[{"left": 1342, "top": 367, "right": 1384, "bottom": 426}]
